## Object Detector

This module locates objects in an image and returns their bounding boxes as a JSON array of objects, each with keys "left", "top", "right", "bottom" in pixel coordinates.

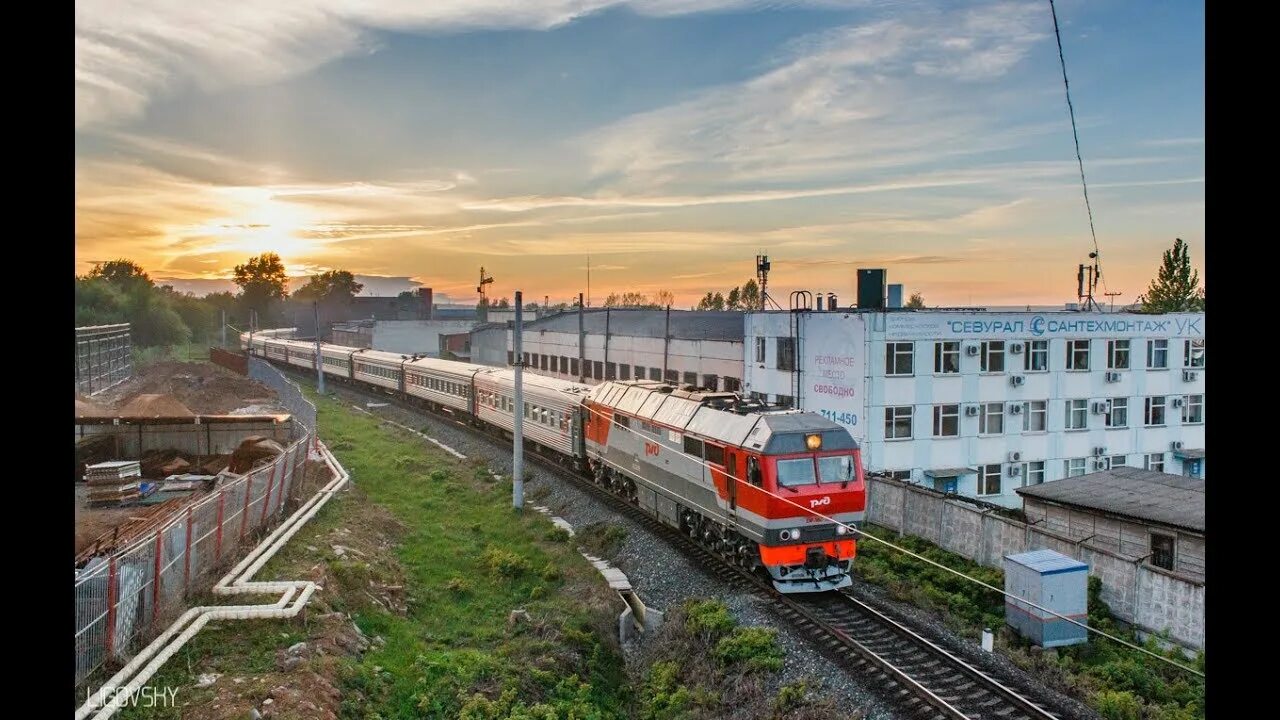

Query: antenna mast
[
  {"left": 477, "top": 266, "right": 494, "bottom": 305},
  {"left": 756, "top": 253, "right": 771, "bottom": 311}
]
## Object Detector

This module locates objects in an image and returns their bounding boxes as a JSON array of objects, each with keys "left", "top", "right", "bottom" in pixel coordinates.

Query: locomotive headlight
[
  {"left": 836, "top": 524, "right": 849, "bottom": 535},
  {"left": 805, "top": 434, "right": 822, "bottom": 451},
  {"left": 779, "top": 530, "right": 791, "bottom": 541}
]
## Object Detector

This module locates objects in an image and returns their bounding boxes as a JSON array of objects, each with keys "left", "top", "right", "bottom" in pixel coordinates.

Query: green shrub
[
  {"left": 713, "top": 627, "right": 783, "bottom": 673},
  {"left": 774, "top": 682, "right": 808, "bottom": 713},
  {"left": 682, "top": 600, "right": 736, "bottom": 638},
  {"left": 445, "top": 576, "right": 471, "bottom": 595},
  {"left": 578, "top": 522, "right": 628, "bottom": 557},
  {"left": 544, "top": 526, "right": 572, "bottom": 543},
  {"left": 1094, "top": 690, "right": 1142, "bottom": 720},
  {"left": 483, "top": 547, "right": 532, "bottom": 579}
]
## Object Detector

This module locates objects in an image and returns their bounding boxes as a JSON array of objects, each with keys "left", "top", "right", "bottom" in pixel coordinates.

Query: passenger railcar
[
  {"left": 475, "top": 370, "right": 587, "bottom": 459},
  {"left": 403, "top": 356, "right": 488, "bottom": 414}
]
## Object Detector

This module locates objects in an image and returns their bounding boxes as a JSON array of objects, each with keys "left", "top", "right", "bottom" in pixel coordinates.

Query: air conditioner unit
[
  {"left": 1010, "top": 342, "right": 1025, "bottom": 354},
  {"left": 1182, "top": 369, "right": 1199, "bottom": 382},
  {"left": 1171, "top": 397, "right": 1185, "bottom": 408},
  {"left": 1105, "top": 371, "right": 1122, "bottom": 383},
  {"left": 966, "top": 345, "right": 980, "bottom": 356},
  {"left": 1010, "top": 375, "right": 1025, "bottom": 387},
  {"left": 964, "top": 405, "right": 979, "bottom": 417},
  {"left": 1094, "top": 460, "right": 1109, "bottom": 470},
  {"left": 1091, "top": 401, "right": 1110, "bottom": 414},
  {"left": 1008, "top": 451, "right": 1022, "bottom": 463},
  {"left": 1009, "top": 403, "right": 1024, "bottom": 415},
  {"left": 1093, "top": 446, "right": 1107, "bottom": 457},
  {"left": 1008, "top": 465, "right": 1023, "bottom": 477},
  {"left": 1171, "top": 440, "right": 1184, "bottom": 451}
]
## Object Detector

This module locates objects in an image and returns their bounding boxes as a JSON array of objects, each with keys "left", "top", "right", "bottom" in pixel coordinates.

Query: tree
[
  {"left": 653, "top": 290, "right": 676, "bottom": 308},
  {"left": 1141, "top": 238, "right": 1203, "bottom": 313},
  {"left": 905, "top": 292, "right": 926, "bottom": 309},
  {"left": 739, "top": 279, "right": 761, "bottom": 311},
  {"left": 696, "top": 292, "right": 726, "bottom": 311},
  {"left": 233, "top": 253, "right": 289, "bottom": 323},
  {"left": 726, "top": 286, "right": 742, "bottom": 310},
  {"left": 495, "top": 297, "right": 510, "bottom": 309},
  {"left": 292, "top": 269, "right": 363, "bottom": 303},
  {"left": 87, "top": 259, "right": 151, "bottom": 289},
  {"left": 77, "top": 259, "right": 190, "bottom": 346},
  {"left": 603, "top": 291, "right": 663, "bottom": 308}
]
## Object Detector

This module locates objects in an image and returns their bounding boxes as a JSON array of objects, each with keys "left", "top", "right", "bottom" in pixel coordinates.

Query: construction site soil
[{"left": 93, "top": 360, "right": 279, "bottom": 415}]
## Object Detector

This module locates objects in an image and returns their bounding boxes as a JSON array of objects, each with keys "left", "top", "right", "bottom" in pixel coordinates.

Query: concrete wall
[
  {"left": 364, "top": 320, "right": 478, "bottom": 355},
  {"left": 866, "top": 476, "right": 1205, "bottom": 650}
]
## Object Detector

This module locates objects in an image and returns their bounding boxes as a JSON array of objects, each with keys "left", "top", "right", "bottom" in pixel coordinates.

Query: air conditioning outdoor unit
[
  {"left": 1105, "top": 371, "right": 1122, "bottom": 383},
  {"left": 1093, "top": 446, "right": 1107, "bottom": 457},
  {"left": 1182, "top": 369, "right": 1199, "bottom": 382},
  {"left": 965, "top": 405, "right": 979, "bottom": 417},
  {"left": 1008, "top": 451, "right": 1022, "bottom": 462},
  {"left": 1171, "top": 397, "right": 1185, "bottom": 408},
  {"left": 966, "top": 345, "right": 980, "bottom": 356},
  {"left": 1094, "top": 460, "right": 1109, "bottom": 470},
  {"left": 1091, "top": 401, "right": 1110, "bottom": 414},
  {"left": 1008, "top": 465, "right": 1023, "bottom": 477},
  {"left": 1010, "top": 375, "right": 1025, "bottom": 387},
  {"left": 1009, "top": 403, "right": 1024, "bottom": 415},
  {"left": 1171, "top": 441, "right": 1184, "bottom": 451},
  {"left": 1010, "top": 342, "right": 1025, "bottom": 354}
]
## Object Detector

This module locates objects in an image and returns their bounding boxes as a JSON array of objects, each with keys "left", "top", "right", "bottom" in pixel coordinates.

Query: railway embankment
[{"left": 118, "top": 392, "right": 850, "bottom": 719}]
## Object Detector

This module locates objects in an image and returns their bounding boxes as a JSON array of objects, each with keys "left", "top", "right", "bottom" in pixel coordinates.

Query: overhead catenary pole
[
  {"left": 221, "top": 309, "right": 227, "bottom": 348},
  {"left": 313, "top": 302, "right": 325, "bottom": 394},
  {"left": 577, "top": 292, "right": 585, "bottom": 383},
  {"left": 663, "top": 304, "right": 671, "bottom": 382},
  {"left": 513, "top": 291, "right": 524, "bottom": 511}
]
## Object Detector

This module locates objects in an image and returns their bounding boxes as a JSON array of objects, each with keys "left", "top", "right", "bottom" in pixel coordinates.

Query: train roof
[
  {"left": 587, "top": 380, "right": 857, "bottom": 453},
  {"left": 481, "top": 369, "right": 593, "bottom": 396}
]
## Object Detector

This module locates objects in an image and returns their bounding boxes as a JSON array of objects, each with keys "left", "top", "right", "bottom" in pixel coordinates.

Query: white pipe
[{"left": 76, "top": 440, "right": 349, "bottom": 720}]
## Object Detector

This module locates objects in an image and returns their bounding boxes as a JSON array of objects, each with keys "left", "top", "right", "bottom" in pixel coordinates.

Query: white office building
[{"left": 744, "top": 310, "right": 1206, "bottom": 507}]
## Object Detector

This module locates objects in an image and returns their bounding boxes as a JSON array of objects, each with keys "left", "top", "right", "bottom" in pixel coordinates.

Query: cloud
[
  {"left": 1140, "top": 137, "right": 1204, "bottom": 147},
  {"left": 75, "top": 1, "right": 862, "bottom": 129}
]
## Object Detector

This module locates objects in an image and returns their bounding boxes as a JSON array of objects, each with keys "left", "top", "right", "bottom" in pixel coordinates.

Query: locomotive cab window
[
  {"left": 747, "top": 457, "right": 763, "bottom": 487},
  {"left": 704, "top": 443, "right": 725, "bottom": 465},
  {"left": 818, "top": 455, "right": 855, "bottom": 485},
  {"left": 776, "top": 458, "right": 818, "bottom": 488}
]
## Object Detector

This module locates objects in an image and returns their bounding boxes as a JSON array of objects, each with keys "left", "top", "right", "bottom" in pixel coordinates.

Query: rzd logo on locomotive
[
  {"left": 809, "top": 496, "right": 831, "bottom": 509},
  {"left": 644, "top": 442, "right": 660, "bottom": 457}
]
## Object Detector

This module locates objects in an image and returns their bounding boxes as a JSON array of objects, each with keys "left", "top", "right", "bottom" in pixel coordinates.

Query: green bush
[
  {"left": 713, "top": 627, "right": 783, "bottom": 673},
  {"left": 482, "top": 547, "right": 532, "bottom": 579},
  {"left": 445, "top": 576, "right": 471, "bottom": 595},
  {"left": 1094, "top": 690, "right": 1142, "bottom": 720},
  {"left": 682, "top": 600, "right": 736, "bottom": 638}
]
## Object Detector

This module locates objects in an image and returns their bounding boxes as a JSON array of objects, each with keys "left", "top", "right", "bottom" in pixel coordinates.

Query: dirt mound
[
  {"left": 229, "top": 436, "right": 286, "bottom": 473},
  {"left": 117, "top": 393, "right": 195, "bottom": 417},
  {"left": 75, "top": 395, "right": 112, "bottom": 417},
  {"left": 106, "top": 361, "right": 278, "bottom": 415}
]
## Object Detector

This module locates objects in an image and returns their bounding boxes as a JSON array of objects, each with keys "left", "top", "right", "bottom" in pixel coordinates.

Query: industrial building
[
  {"left": 468, "top": 308, "right": 745, "bottom": 391},
  {"left": 744, "top": 303, "right": 1206, "bottom": 507},
  {"left": 1017, "top": 467, "right": 1205, "bottom": 582}
]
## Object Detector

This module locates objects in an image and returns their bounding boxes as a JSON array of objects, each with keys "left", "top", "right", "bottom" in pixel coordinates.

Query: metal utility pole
[
  {"left": 513, "top": 291, "right": 524, "bottom": 511},
  {"left": 1104, "top": 291, "right": 1122, "bottom": 312},
  {"left": 220, "top": 309, "right": 227, "bottom": 348},
  {"left": 313, "top": 301, "right": 325, "bottom": 394},
  {"left": 577, "top": 293, "right": 585, "bottom": 383},
  {"left": 663, "top": 304, "right": 671, "bottom": 382}
]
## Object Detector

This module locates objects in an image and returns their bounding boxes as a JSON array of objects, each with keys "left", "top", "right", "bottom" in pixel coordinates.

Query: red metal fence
[{"left": 209, "top": 347, "right": 248, "bottom": 375}]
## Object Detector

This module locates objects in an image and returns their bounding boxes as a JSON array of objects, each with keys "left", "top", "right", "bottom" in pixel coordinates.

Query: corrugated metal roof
[
  {"left": 1006, "top": 549, "right": 1088, "bottom": 575},
  {"left": 1016, "top": 467, "right": 1204, "bottom": 533},
  {"left": 518, "top": 309, "right": 743, "bottom": 342}
]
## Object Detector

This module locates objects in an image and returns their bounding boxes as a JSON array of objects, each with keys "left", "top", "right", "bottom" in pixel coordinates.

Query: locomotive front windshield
[
  {"left": 776, "top": 458, "right": 818, "bottom": 488},
  {"left": 818, "top": 455, "right": 855, "bottom": 483},
  {"left": 774, "top": 453, "right": 858, "bottom": 489}
]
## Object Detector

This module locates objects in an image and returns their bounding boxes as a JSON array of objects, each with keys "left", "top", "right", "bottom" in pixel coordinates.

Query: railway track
[{"left": 292, "top": 368, "right": 1068, "bottom": 720}]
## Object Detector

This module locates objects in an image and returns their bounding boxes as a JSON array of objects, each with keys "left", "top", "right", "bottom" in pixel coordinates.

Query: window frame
[
  {"left": 777, "top": 337, "right": 796, "bottom": 371},
  {"left": 1149, "top": 532, "right": 1176, "bottom": 571},
  {"left": 1065, "top": 457, "right": 1087, "bottom": 477},
  {"left": 1182, "top": 394, "right": 1204, "bottom": 424},
  {"left": 980, "top": 340, "right": 1006, "bottom": 373},
  {"left": 1065, "top": 398, "right": 1088, "bottom": 430},
  {"left": 932, "top": 404, "right": 960, "bottom": 437},
  {"left": 885, "top": 406, "right": 913, "bottom": 440},
  {"left": 1025, "top": 340, "right": 1049, "bottom": 372},
  {"left": 1183, "top": 339, "right": 1205, "bottom": 368},
  {"left": 978, "top": 464, "right": 1002, "bottom": 496},
  {"left": 754, "top": 337, "right": 766, "bottom": 364},
  {"left": 886, "top": 341, "right": 915, "bottom": 376},
  {"left": 1022, "top": 400, "right": 1047, "bottom": 433},
  {"left": 1147, "top": 339, "right": 1169, "bottom": 369},
  {"left": 1066, "top": 339, "right": 1091, "bottom": 371},
  {"left": 1106, "top": 397, "right": 1129, "bottom": 428},
  {"left": 1107, "top": 339, "right": 1130, "bottom": 370},
  {"left": 1144, "top": 452, "right": 1166, "bottom": 472},
  {"left": 978, "top": 401, "right": 1004, "bottom": 435},
  {"left": 1144, "top": 396, "right": 1167, "bottom": 427},
  {"left": 1023, "top": 460, "right": 1045, "bottom": 485},
  {"left": 934, "top": 341, "right": 960, "bottom": 374}
]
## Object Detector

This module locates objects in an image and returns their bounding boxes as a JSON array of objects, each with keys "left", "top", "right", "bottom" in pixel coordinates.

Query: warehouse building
[
  {"left": 469, "top": 308, "right": 745, "bottom": 391},
  {"left": 744, "top": 307, "right": 1206, "bottom": 507}
]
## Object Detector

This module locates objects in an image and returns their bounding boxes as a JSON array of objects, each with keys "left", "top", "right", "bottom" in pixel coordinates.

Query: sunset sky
[{"left": 75, "top": 0, "right": 1204, "bottom": 307}]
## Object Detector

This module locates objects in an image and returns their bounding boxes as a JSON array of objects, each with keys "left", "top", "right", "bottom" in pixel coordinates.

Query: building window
[
  {"left": 935, "top": 341, "right": 960, "bottom": 374},
  {"left": 570, "top": 358, "right": 580, "bottom": 376},
  {"left": 665, "top": 369, "right": 679, "bottom": 383},
  {"left": 933, "top": 404, "right": 959, "bottom": 437},
  {"left": 1107, "top": 340, "right": 1130, "bottom": 370},
  {"left": 619, "top": 364, "right": 631, "bottom": 380},
  {"left": 979, "top": 402, "right": 1004, "bottom": 435},
  {"left": 723, "top": 376, "right": 741, "bottom": 392},
  {"left": 755, "top": 337, "right": 766, "bottom": 363},
  {"left": 1022, "top": 400, "right": 1047, "bottom": 432},
  {"left": 1150, "top": 533, "right": 1175, "bottom": 571},
  {"left": 1147, "top": 339, "right": 1169, "bottom": 369},
  {"left": 702, "top": 374, "right": 718, "bottom": 390},
  {"left": 634, "top": 365, "right": 646, "bottom": 380},
  {"left": 1144, "top": 396, "right": 1167, "bottom": 426},
  {"left": 885, "top": 406, "right": 913, "bottom": 439},
  {"left": 523, "top": 352, "right": 530, "bottom": 367},
  {"left": 507, "top": 351, "right": 514, "bottom": 366},
  {"left": 774, "top": 394, "right": 794, "bottom": 409},
  {"left": 884, "top": 470, "right": 912, "bottom": 482},
  {"left": 583, "top": 361, "right": 593, "bottom": 379},
  {"left": 541, "top": 355, "right": 550, "bottom": 371},
  {"left": 650, "top": 367, "right": 662, "bottom": 381},
  {"left": 1144, "top": 453, "right": 1165, "bottom": 472},
  {"left": 1065, "top": 457, "right": 1087, "bottom": 477},
  {"left": 980, "top": 341, "right": 1005, "bottom": 372},
  {"left": 594, "top": 361, "right": 604, "bottom": 379},
  {"left": 1023, "top": 461, "right": 1045, "bottom": 485},
  {"left": 1065, "top": 399, "right": 1088, "bottom": 430},
  {"left": 978, "top": 464, "right": 1002, "bottom": 495},
  {"left": 683, "top": 371, "right": 697, "bottom": 387},
  {"left": 560, "top": 356, "right": 569, "bottom": 373},
  {"left": 777, "top": 337, "right": 795, "bottom": 371},
  {"left": 1182, "top": 394, "right": 1204, "bottom": 424},
  {"left": 605, "top": 362, "right": 617, "bottom": 380},
  {"left": 886, "top": 342, "right": 914, "bottom": 376},
  {"left": 1066, "top": 339, "right": 1090, "bottom": 370},
  {"left": 1025, "top": 340, "right": 1049, "bottom": 372},
  {"left": 1184, "top": 339, "right": 1205, "bottom": 368},
  {"left": 1109, "top": 455, "right": 1127, "bottom": 468},
  {"left": 1106, "top": 398, "right": 1128, "bottom": 428}
]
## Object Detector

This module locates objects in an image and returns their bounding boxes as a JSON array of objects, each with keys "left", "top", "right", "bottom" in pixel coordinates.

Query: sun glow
[{"left": 170, "top": 186, "right": 321, "bottom": 259}]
